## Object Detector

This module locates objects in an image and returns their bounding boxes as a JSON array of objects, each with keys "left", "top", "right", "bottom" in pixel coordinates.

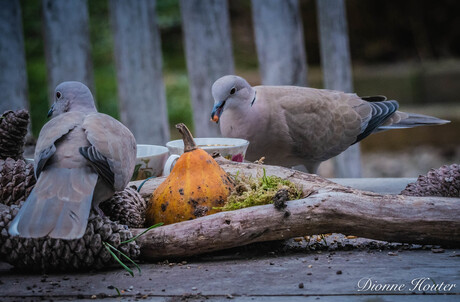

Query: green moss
[{"left": 221, "top": 169, "right": 303, "bottom": 211}]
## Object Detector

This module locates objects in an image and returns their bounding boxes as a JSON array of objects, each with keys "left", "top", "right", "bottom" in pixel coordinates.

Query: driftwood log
[{"left": 130, "top": 158, "right": 460, "bottom": 260}]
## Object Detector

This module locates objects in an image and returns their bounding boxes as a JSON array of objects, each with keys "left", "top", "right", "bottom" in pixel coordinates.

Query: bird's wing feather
[
  {"left": 79, "top": 145, "right": 114, "bottom": 187},
  {"left": 34, "top": 111, "right": 86, "bottom": 178},
  {"left": 354, "top": 99, "right": 399, "bottom": 142},
  {"left": 361, "top": 95, "right": 387, "bottom": 102},
  {"left": 82, "top": 113, "right": 136, "bottom": 190}
]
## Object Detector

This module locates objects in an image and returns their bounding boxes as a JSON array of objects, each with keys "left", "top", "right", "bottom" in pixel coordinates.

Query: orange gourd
[{"left": 146, "top": 123, "right": 234, "bottom": 225}]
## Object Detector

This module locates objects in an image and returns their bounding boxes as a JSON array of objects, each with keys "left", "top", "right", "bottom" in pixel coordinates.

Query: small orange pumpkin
[{"left": 146, "top": 123, "right": 234, "bottom": 225}]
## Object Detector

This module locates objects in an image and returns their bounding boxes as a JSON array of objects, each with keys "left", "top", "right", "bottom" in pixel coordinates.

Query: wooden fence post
[
  {"left": 0, "top": 0, "right": 29, "bottom": 113},
  {"left": 42, "top": 0, "right": 93, "bottom": 104},
  {"left": 180, "top": 0, "right": 234, "bottom": 137},
  {"left": 109, "top": 0, "right": 170, "bottom": 145},
  {"left": 317, "top": 0, "right": 362, "bottom": 178},
  {"left": 251, "top": 0, "right": 307, "bottom": 86}
]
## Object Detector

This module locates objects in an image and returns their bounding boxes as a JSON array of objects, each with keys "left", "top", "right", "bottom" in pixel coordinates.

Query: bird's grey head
[
  {"left": 211, "top": 75, "right": 255, "bottom": 123},
  {"left": 48, "top": 81, "right": 96, "bottom": 118}
]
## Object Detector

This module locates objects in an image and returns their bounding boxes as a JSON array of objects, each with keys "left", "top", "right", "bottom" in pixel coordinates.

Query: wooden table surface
[{"left": 1, "top": 247, "right": 459, "bottom": 301}]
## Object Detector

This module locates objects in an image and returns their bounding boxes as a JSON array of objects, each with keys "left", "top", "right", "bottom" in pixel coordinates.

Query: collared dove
[
  {"left": 211, "top": 75, "right": 449, "bottom": 173},
  {"left": 9, "top": 81, "right": 136, "bottom": 239}
]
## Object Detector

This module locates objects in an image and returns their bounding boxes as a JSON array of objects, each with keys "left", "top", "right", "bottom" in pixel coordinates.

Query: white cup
[{"left": 133, "top": 144, "right": 176, "bottom": 180}]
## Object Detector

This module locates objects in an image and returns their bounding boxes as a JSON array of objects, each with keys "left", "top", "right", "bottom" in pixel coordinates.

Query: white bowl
[
  {"left": 132, "top": 144, "right": 169, "bottom": 180},
  {"left": 166, "top": 137, "right": 249, "bottom": 162}
]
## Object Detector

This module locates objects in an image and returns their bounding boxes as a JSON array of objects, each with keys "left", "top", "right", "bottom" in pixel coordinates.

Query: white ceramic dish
[{"left": 166, "top": 137, "right": 249, "bottom": 162}]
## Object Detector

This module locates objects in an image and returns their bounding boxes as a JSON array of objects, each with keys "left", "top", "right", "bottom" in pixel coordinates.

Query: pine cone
[
  {"left": 100, "top": 186, "right": 146, "bottom": 228},
  {"left": 0, "top": 205, "right": 140, "bottom": 272},
  {"left": 401, "top": 164, "right": 460, "bottom": 197},
  {"left": 0, "top": 109, "right": 29, "bottom": 160},
  {"left": 0, "top": 158, "right": 36, "bottom": 206}
]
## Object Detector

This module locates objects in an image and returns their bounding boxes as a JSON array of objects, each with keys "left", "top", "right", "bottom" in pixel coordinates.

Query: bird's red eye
[
  {"left": 56, "top": 91, "right": 62, "bottom": 99},
  {"left": 230, "top": 87, "right": 236, "bottom": 95}
]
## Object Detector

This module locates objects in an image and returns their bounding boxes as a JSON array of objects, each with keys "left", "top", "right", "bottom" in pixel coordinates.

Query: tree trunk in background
[
  {"left": 42, "top": 0, "right": 93, "bottom": 104},
  {"left": 109, "top": 0, "right": 170, "bottom": 145},
  {"left": 251, "top": 0, "right": 307, "bottom": 86},
  {"left": 180, "top": 0, "right": 234, "bottom": 137},
  {"left": 317, "top": 0, "right": 362, "bottom": 178},
  {"left": 0, "top": 0, "right": 29, "bottom": 114}
]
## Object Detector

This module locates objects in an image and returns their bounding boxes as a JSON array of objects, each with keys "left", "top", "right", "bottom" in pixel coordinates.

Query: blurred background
[{"left": 15, "top": 0, "right": 460, "bottom": 177}]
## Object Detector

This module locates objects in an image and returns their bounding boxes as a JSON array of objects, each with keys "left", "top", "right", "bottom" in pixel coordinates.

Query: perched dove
[
  {"left": 211, "top": 75, "right": 449, "bottom": 173},
  {"left": 9, "top": 82, "right": 136, "bottom": 239}
]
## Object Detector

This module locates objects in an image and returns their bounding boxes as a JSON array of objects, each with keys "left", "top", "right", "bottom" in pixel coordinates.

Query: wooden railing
[{"left": 0, "top": 0, "right": 360, "bottom": 177}]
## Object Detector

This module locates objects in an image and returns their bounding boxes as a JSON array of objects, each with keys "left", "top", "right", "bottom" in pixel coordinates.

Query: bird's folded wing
[
  {"left": 82, "top": 113, "right": 136, "bottom": 190},
  {"left": 278, "top": 88, "right": 363, "bottom": 162},
  {"left": 34, "top": 111, "right": 86, "bottom": 178}
]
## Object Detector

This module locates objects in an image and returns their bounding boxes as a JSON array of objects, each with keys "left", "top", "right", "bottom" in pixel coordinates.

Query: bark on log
[{"left": 130, "top": 159, "right": 460, "bottom": 260}]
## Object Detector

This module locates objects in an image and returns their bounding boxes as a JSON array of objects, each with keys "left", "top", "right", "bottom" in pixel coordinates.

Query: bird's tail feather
[
  {"left": 377, "top": 112, "right": 450, "bottom": 131},
  {"left": 8, "top": 167, "right": 98, "bottom": 240}
]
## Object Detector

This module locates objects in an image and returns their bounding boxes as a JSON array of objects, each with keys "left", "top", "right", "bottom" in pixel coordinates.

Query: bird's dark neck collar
[{"left": 250, "top": 91, "right": 257, "bottom": 107}]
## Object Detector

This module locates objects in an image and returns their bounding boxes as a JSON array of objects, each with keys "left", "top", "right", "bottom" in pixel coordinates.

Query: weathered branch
[{"left": 130, "top": 159, "right": 460, "bottom": 260}]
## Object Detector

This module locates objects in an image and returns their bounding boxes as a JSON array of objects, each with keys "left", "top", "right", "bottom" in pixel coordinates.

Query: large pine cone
[
  {"left": 0, "top": 205, "right": 140, "bottom": 272},
  {"left": 401, "top": 164, "right": 460, "bottom": 197},
  {"left": 0, "top": 158, "right": 36, "bottom": 206},
  {"left": 0, "top": 110, "right": 29, "bottom": 160},
  {"left": 100, "top": 186, "right": 146, "bottom": 228}
]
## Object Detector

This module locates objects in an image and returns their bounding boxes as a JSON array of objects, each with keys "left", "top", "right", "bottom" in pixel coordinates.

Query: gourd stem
[{"left": 176, "top": 123, "right": 197, "bottom": 152}]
